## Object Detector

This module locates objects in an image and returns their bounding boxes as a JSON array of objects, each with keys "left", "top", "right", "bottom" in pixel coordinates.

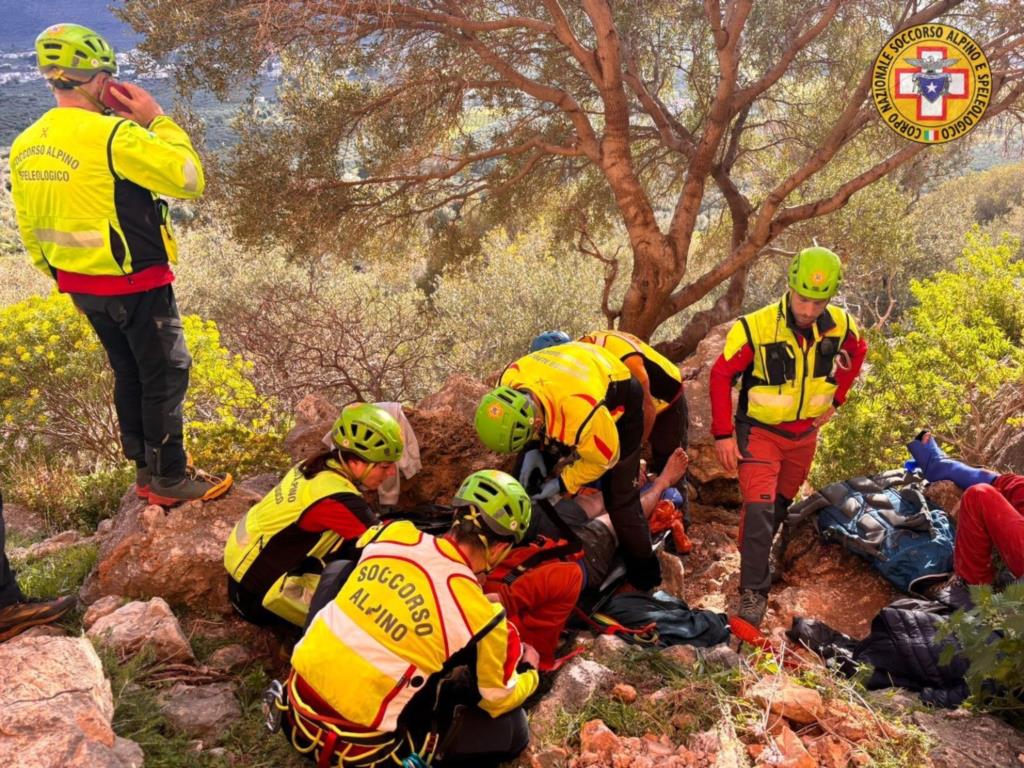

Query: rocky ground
[{"left": 3, "top": 326, "right": 1023, "bottom": 767}]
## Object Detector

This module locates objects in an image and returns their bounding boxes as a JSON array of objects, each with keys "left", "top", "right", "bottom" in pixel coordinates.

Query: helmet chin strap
[{"left": 327, "top": 454, "right": 376, "bottom": 485}]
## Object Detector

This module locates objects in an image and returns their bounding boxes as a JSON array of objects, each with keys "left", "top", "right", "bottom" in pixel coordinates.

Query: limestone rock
[
  {"left": 658, "top": 549, "right": 686, "bottom": 599},
  {"left": 661, "top": 643, "right": 699, "bottom": 667},
  {"left": 761, "top": 723, "right": 815, "bottom": 768},
  {"left": 112, "top": 737, "right": 145, "bottom": 768},
  {"left": 590, "top": 633, "right": 629, "bottom": 662},
  {"left": 611, "top": 682, "right": 638, "bottom": 702},
  {"left": 80, "top": 485, "right": 257, "bottom": 614},
  {"left": 207, "top": 643, "right": 252, "bottom": 673},
  {"left": 1, "top": 499, "right": 45, "bottom": 539},
  {"left": 83, "top": 595, "right": 127, "bottom": 630},
  {"left": 0, "top": 635, "right": 141, "bottom": 767},
  {"left": 9, "top": 529, "right": 89, "bottom": 561},
  {"left": 527, "top": 745, "right": 570, "bottom": 768},
  {"left": 912, "top": 709, "right": 1024, "bottom": 768},
  {"left": 679, "top": 323, "right": 736, "bottom": 485},
  {"left": 19, "top": 624, "right": 68, "bottom": 638},
  {"left": 547, "top": 658, "right": 615, "bottom": 714},
  {"left": 87, "top": 597, "right": 194, "bottom": 662},
  {"left": 578, "top": 719, "right": 619, "bottom": 759},
  {"left": 700, "top": 644, "right": 741, "bottom": 670},
  {"left": 283, "top": 393, "right": 339, "bottom": 463},
  {"left": 748, "top": 674, "right": 823, "bottom": 725},
  {"left": 159, "top": 682, "right": 241, "bottom": 739}
]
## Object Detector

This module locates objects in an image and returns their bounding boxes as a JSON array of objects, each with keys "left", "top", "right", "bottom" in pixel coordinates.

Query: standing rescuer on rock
[
  {"left": 274, "top": 470, "right": 539, "bottom": 768},
  {"left": 8, "top": 23, "right": 230, "bottom": 505},
  {"left": 709, "top": 247, "right": 867, "bottom": 627},
  {"left": 224, "top": 403, "right": 403, "bottom": 629},
  {"left": 0, "top": 491, "right": 77, "bottom": 642}
]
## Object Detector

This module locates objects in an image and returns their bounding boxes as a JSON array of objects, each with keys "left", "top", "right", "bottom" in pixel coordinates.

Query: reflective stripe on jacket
[
  {"left": 224, "top": 465, "right": 358, "bottom": 600},
  {"left": 293, "top": 520, "right": 538, "bottom": 731},
  {"left": 578, "top": 330, "right": 682, "bottom": 412},
  {"left": 501, "top": 342, "right": 632, "bottom": 494},
  {"left": 9, "top": 108, "right": 204, "bottom": 278},
  {"left": 722, "top": 294, "right": 860, "bottom": 426}
]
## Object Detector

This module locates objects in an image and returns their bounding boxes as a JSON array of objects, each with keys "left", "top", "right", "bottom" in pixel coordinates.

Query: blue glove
[
  {"left": 518, "top": 449, "right": 547, "bottom": 488},
  {"left": 907, "top": 433, "right": 997, "bottom": 489},
  {"left": 533, "top": 477, "right": 562, "bottom": 503}
]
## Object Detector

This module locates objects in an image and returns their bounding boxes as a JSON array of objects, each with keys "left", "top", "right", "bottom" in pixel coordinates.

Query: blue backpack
[{"left": 787, "top": 470, "right": 955, "bottom": 594}]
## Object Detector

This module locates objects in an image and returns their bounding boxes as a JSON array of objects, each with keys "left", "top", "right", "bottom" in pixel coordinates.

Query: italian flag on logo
[{"left": 922, "top": 129, "right": 940, "bottom": 142}]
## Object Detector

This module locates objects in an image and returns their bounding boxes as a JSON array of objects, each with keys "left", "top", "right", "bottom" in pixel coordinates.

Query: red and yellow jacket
[{"left": 500, "top": 342, "right": 632, "bottom": 494}]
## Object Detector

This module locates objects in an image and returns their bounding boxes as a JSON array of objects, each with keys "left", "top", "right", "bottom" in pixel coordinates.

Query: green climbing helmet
[
  {"left": 475, "top": 386, "right": 536, "bottom": 454},
  {"left": 35, "top": 24, "right": 117, "bottom": 82},
  {"left": 453, "top": 469, "right": 532, "bottom": 543},
  {"left": 788, "top": 246, "right": 842, "bottom": 300},
  {"left": 330, "top": 403, "right": 403, "bottom": 464}
]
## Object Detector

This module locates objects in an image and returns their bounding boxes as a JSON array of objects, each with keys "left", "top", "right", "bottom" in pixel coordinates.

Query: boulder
[
  {"left": 679, "top": 323, "right": 736, "bottom": 486},
  {"left": 159, "top": 682, "right": 241, "bottom": 739},
  {"left": 546, "top": 658, "right": 615, "bottom": 714},
  {"left": 283, "top": 393, "right": 339, "bottom": 464},
  {"left": 400, "top": 374, "right": 514, "bottom": 508},
  {"left": 658, "top": 549, "right": 687, "bottom": 598},
  {"left": 87, "top": 597, "right": 194, "bottom": 662},
  {"left": 80, "top": 484, "right": 257, "bottom": 614},
  {"left": 748, "top": 674, "right": 823, "bottom": 725},
  {"left": 0, "top": 635, "right": 141, "bottom": 767},
  {"left": 207, "top": 643, "right": 252, "bottom": 673},
  {"left": 590, "top": 633, "right": 629, "bottom": 662},
  {"left": 83, "top": 595, "right": 127, "bottom": 630}
]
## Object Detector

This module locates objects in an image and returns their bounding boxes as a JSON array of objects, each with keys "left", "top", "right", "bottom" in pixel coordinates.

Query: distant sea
[{"left": 0, "top": 0, "right": 268, "bottom": 148}]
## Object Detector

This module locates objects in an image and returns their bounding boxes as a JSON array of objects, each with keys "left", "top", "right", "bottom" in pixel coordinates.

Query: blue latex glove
[
  {"left": 907, "top": 432, "right": 997, "bottom": 489},
  {"left": 518, "top": 449, "right": 547, "bottom": 488},
  {"left": 533, "top": 477, "right": 562, "bottom": 503}
]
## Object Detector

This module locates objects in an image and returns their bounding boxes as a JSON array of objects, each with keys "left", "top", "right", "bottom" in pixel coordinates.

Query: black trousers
[
  {"left": 603, "top": 378, "right": 660, "bottom": 589},
  {"left": 0, "top": 491, "right": 26, "bottom": 608},
  {"left": 649, "top": 393, "right": 689, "bottom": 472},
  {"left": 71, "top": 285, "right": 191, "bottom": 479}
]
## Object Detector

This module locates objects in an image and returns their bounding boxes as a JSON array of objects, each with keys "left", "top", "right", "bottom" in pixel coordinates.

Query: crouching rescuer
[
  {"left": 266, "top": 469, "right": 540, "bottom": 767},
  {"left": 224, "top": 403, "right": 403, "bottom": 629},
  {"left": 710, "top": 247, "right": 867, "bottom": 627}
]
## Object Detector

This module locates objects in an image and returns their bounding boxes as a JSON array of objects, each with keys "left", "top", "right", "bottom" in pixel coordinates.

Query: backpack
[{"left": 786, "top": 469, "right": 954, "bottom": 594}]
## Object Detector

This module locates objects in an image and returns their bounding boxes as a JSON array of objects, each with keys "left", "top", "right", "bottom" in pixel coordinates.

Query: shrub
[
  {"left": 813, "top": 233, "right": 1024, "bottom": 485},
  {"left": 12, "top": 542, "right": 98, "bottom": 599},
  {"left": 939, "top": 583, "right": 1024, "bottom": 727},
  {"left": 0, "top": 293, "right": 289, "bottom": 475}
]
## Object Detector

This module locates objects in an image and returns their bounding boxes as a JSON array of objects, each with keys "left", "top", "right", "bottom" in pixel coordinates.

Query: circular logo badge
[
  {"left": 810, "top": 270, "right": 826, "bottom": 286},
  {"left": 487, "top": 404, "right": 504, "bottom": 420},
  {"left": 872, "top": 23, "right": 990, "bottom": 144}
]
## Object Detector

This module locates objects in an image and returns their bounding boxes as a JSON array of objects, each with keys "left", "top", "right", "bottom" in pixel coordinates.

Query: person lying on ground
[
  {"left": 278, "top": 469, "right": 538, "bottom": 768},
  {"left": 224, "top": 403, "right": 403, "bottom": 629},
  {"left": 476, "top": 341, "right": 661, "bottom": 590},
  {"left": 484, "top": 447, "right": 690, "bottom": 668},
  {"left": 908, "top": 430, "right": 1024, "bottom": 600},
  {"left": 0, "top": 491, "right": 77, "bottom": 643}
]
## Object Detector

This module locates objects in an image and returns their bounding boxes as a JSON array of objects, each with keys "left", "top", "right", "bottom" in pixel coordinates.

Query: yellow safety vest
[
  {"left": 9, "top": 108, "right": 204, "bottom": 278},
  {"left": 723, "top": 294, "right": 860, "bottom": 426},
  {"left": 293, "top": 521, "right": 538, "bottom": 731},
  {"left": 578, "top": 330, "right": 683, "bottom": 413},
  {"left": 224, "top": 465, "right": 359, "bottom": 625},
  {"left": 501, "top": 342, "right": 632, "bottom": 494}
]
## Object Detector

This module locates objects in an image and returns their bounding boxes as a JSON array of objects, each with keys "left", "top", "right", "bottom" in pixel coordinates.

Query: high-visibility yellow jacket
[
  {"left": 293, "top": 521, "right": 538, "bottom": 731},
  {"left": 722, "top": 294, "right": 861, "bottom": 425},
  {"left": 9, "top": 108, "right": 204, "bottom": 278},
  {"left": 500, "top": 342, "right": 632, "bottom": 494},
  {"left": 578, "top": 330, "right": 683, "bottom": 413},
  {"left": 224, "top": 465, "right": 358, "bottom": 624}
]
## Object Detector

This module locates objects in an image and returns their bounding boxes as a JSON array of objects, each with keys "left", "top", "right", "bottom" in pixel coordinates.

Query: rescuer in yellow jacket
[
  {"left": 530, "top": 329, "right": 689, "bottom": 492},
  {"left": 8, "top": 23, "right": 227, "bottom": 505},
  {"left": 224, "top": 404, "right": 403, "bottom": 629},
  {"left": 475, "top": 342, "right": 662, "bottom": 590},
  {"left": 276, "top": 470, "right": 540, "bottom": 768}
]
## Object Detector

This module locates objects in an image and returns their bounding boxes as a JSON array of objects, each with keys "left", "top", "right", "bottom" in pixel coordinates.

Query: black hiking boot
[
  {"left": 0, "top": 595, "right": 77, "bottom": 642},
  {"left": 737, "top": 589, "right": 768, "bottom": 628},
  {"left": 135, "top": 465, "right": 152, "bottom": 500},
  {"left": 148, "top": 467, "right": 233, "bottom": 507}
]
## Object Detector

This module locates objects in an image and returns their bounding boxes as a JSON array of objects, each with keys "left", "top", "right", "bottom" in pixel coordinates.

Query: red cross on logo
[{"left": 894, "top": 45, "right": 969, "bottom": 121}]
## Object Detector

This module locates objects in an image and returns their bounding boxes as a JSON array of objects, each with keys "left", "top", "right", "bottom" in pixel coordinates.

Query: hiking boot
[
  {"left": 148, "top": 467, "right": 233, "bottom": 507},
  {"left": 135, "top": 465, "right": 152, "bottom": 500},
  {"left": 0, "top": 595, "right": 77, "bottom": 642},
  {"left": 737, "top": 590, "right": 768, "bottom": 628}
]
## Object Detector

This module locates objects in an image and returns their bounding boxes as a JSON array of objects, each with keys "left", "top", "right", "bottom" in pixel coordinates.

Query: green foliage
[
  {"left": 939, "top": 583, "right": 1024, "bottom": 727},
  {"left": 2, "top": 455, "right": 132, "bottom": 533},
  {"left": 813, "top": 233, "right": 1024, "bottom": 485},
  {"left": 12, "top": 543, "right": 98, "bottom": 599},
  {"left": 0, "top": 293, "right": 289, "bottom": 476}
]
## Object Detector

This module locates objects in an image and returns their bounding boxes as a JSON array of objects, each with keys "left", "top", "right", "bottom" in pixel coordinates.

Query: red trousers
[
  {"left": 737, "top": 424, "right": 818, "bottom": 593},
  {"left": 954, "top": 477, "right": 1024, "bottom": 585}
]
